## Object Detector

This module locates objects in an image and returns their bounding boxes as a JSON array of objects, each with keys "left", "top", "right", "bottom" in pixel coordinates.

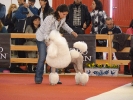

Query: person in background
[
  {"left": 5, "top": 4, "right": 18, "bottom": 33},
  {"left": 90, "top": 0, "right": 107, "bottom": 34},
  {"left": 66, "top": 0, "right": 91, "bottom": 73},
  {"left": 126, "top": 19, "right": 133, "bottom": 35},
  {"left": 24, "top": 15, "right": 40, "bottom": 73},
  {"left": 124, "top": 19, "right": 133, "bottom": 75},
  {"left": 129, "top": 47, "right": 133, "bottom": 86},
  {"left": 66, "top": 0, "right": 91, "bottom": 34},
  {"left": 0, "top": 3, "right": 6, "bottom": 25},
  {"left": 38, "top": 0, "right": 54, "bottom": 25},
  {"left": 14, "top": 0, "right": 38, "bottom": 64},
  {"left": 35, "top": 4, "right": 78, "bottom": 84},
  {"left": 5, "top": 4, "right": 18, "bottom": 72},
  {"left": 90, "top": 0, "right": 107, "bottom": 60},
  {"left": 100, "top": 17, "right": 122, "bottom": 60},
  {"left": 26, "top": 0, "right": 39, "bottom": 27},
  {"left": 100, "top": 17, "right": 131, "bottom": 75},
  {"left": 0, "top": 20, "right": 7, "bottom": 33},
  {"left": 15, "top": 0, "right": 38, "bottom": 33},
  {"left": 100, "top": 17, "right": 122, "bottom": 34}
]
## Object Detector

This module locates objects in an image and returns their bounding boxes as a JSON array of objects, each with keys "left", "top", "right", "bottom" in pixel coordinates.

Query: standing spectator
[
  {"left": 0, "top": 20, "right": 7, "bottom": 33},
  {"left": 66, "top": 0, "right": 91, "bottom": 73},
  {"left": 24, "top": 15, "right": 40, "bottom": 72},
  {"left": 90, "top": 0, "right": 107, "bottom": 34},
  {"left": 90, "top": 0, "right": 107, "bottom": 59},
  {"left": 15, "top": 0, "right": 38, "bottom": 32},
  {"left": 35, "top": 4, "right": 78, "bottom": 84},
  {"left": 5, "top": 4, "right": 18, "bottom": 33},
  {"left": 5, "top": 4, "right": 18, "bottom": 72},
  {"left": 0, "top": 3, "right": 6, "bottom": 25},
  {"left": 14, "top": 0, "right": 39, "bottom": 60},
  {"left": 38, "top": 0, "right": 54, "bottom": 25},
  {"left": 66, "top": 0, "right": 91, "bottom": 34},
  {"left": 129, "top": 47, "right": 133, "bottom": 86},
  {"left": 26, "top": 0, "right": 39, "bottom": 28},
  {"left": 125, "top": 19, "right": 133, "bottom": 75},
  {"left": 126, "top": 19, "right": 133, "bottom": 35}
]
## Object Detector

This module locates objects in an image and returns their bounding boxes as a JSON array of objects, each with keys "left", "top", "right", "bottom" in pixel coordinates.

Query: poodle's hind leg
[
  {"left": 49, "top": 67, "right": 59, "bottom": 85},
  {"left": 80, "top": 73, "right": 89, "bottom": 86},
  {"left": 75, "top": 72, "right": 81, "bottom": 85}
]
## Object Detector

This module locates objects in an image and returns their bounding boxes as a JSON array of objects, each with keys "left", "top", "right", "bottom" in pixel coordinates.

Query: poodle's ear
[{"left": 47, "top": 43, "right": 58, "bottom": 58}]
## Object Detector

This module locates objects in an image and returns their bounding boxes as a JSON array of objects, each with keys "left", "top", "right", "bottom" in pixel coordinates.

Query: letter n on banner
[
  {"left": 63, "top": 34, "right": 96, "bottom": 68},
  {"left": 0, "top": 33, "right": 10, "bottom": 68}
]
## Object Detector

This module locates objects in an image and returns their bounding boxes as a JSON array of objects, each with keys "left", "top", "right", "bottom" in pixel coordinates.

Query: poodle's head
[
  {"left": 49, "top": 30, "right": 62, "bottom": 41},
  {"left": 73, "top": 41, "right": 88, "bottom": 54}
]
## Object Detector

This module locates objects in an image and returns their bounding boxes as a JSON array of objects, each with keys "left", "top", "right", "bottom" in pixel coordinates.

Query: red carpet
[{"left": 0, "top": 74, "right": 132, "bottom": 100}]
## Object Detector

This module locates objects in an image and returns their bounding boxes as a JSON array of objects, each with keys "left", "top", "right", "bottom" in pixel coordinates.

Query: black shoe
[
  {"left": 35, "top": 81, "right": 42, "bottom": 84},
  {"left": 57, "top": 81, "right": 62, "bottom": 84},
  {"left": 64, "top": 69, "right": 71, "bottom": 73},
  {"left": 35, "top": 77, "right": 43, "bottom": 84}
]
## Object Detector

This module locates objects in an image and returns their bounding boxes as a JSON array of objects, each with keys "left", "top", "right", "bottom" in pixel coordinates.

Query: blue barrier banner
[
  {"left": 63, "top": 34, "right": 96, "bottom": 67},
  {"left": 0, "top": 33, "right": 10, "bottom": 68}
]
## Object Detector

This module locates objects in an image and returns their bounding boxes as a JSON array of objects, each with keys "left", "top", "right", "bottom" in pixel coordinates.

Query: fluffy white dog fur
[
  {"left": 49, "top": 72, "right": 59, "bottom": 85},
  {"left": 46, "top": 30, "right": 71, "bottom": 68},
  {"left": 46, "top": 30, "right": 89, "bottom": 85}
]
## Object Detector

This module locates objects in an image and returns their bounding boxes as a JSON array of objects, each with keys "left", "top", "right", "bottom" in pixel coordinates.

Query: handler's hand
[{"left": 71, "top": 31, "right": 78, "bottom": 38}]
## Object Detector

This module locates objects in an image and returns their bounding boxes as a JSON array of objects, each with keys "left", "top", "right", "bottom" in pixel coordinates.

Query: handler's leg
[{"left": 35, "top": 41, "right": 47, "bottom": 84}]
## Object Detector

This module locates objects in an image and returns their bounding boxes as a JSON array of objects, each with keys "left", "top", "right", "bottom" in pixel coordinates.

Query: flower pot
[{"left": 85, "top": 68, "right": 119, "bottom": 76}]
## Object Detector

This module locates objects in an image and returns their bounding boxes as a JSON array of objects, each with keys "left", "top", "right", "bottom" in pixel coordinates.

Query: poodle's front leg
[
  {"left": 74, "top": 64, "right": 81, "bottom": 85},
  {"left": 51, "top": 67, "right": 56, "bottom": 73},
  {"left": 49, "top": 67, "right": 59, "bottom": 85}
]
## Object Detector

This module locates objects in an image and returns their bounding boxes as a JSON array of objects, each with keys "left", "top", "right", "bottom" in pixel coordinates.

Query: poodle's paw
[
  {"left": 75, "top": 72, "right": 81, "bottom": 85},
  {"left": 50, "top": 83, "right": 56, "bottom": 85},
  {"left": 49, "top": 72, "right": 59, "bottom": 85},
  {"left": 80, "top": 73, "right": 89, "bottom": 86}
]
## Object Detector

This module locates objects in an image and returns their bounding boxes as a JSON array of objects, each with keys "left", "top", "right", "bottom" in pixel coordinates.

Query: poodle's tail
[{"left": 73, "top": 41, "right": 88, "bottom": 53}]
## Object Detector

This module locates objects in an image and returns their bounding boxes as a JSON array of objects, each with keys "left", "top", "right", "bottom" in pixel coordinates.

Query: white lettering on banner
[
  {"left": 83, "top": 51, "right": 92, "bottom": 61},
  {"left": 0, "top": 47, "right": 3, "bottom": 52},
  {"left": 84, "top": 56, "right": 92, "bottom": 61},
  {"left": 0, "top": 53, "right": 8, "bottom": 59},
  {"left": 0, "top": 47, "right": 8, "bottom": 59}
]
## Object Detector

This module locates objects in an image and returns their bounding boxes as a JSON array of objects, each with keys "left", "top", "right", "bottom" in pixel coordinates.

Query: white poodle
[
  {"left": 46, "top": 30, "right": 89, "bottom": 85},
  {"left": 46, "top": 30, "right": 71, "bottom": 85}
]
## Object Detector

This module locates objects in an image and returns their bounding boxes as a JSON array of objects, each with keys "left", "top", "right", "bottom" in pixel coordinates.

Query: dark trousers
[
  {"left": 124, "top": 65, "right": 130, "bottom": 74},
  {"left": 73, "top": 27, "right": 85, "bottom": 34},
  {"left": 15, "top": 38, "right": 26, "bottom": 58}
]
